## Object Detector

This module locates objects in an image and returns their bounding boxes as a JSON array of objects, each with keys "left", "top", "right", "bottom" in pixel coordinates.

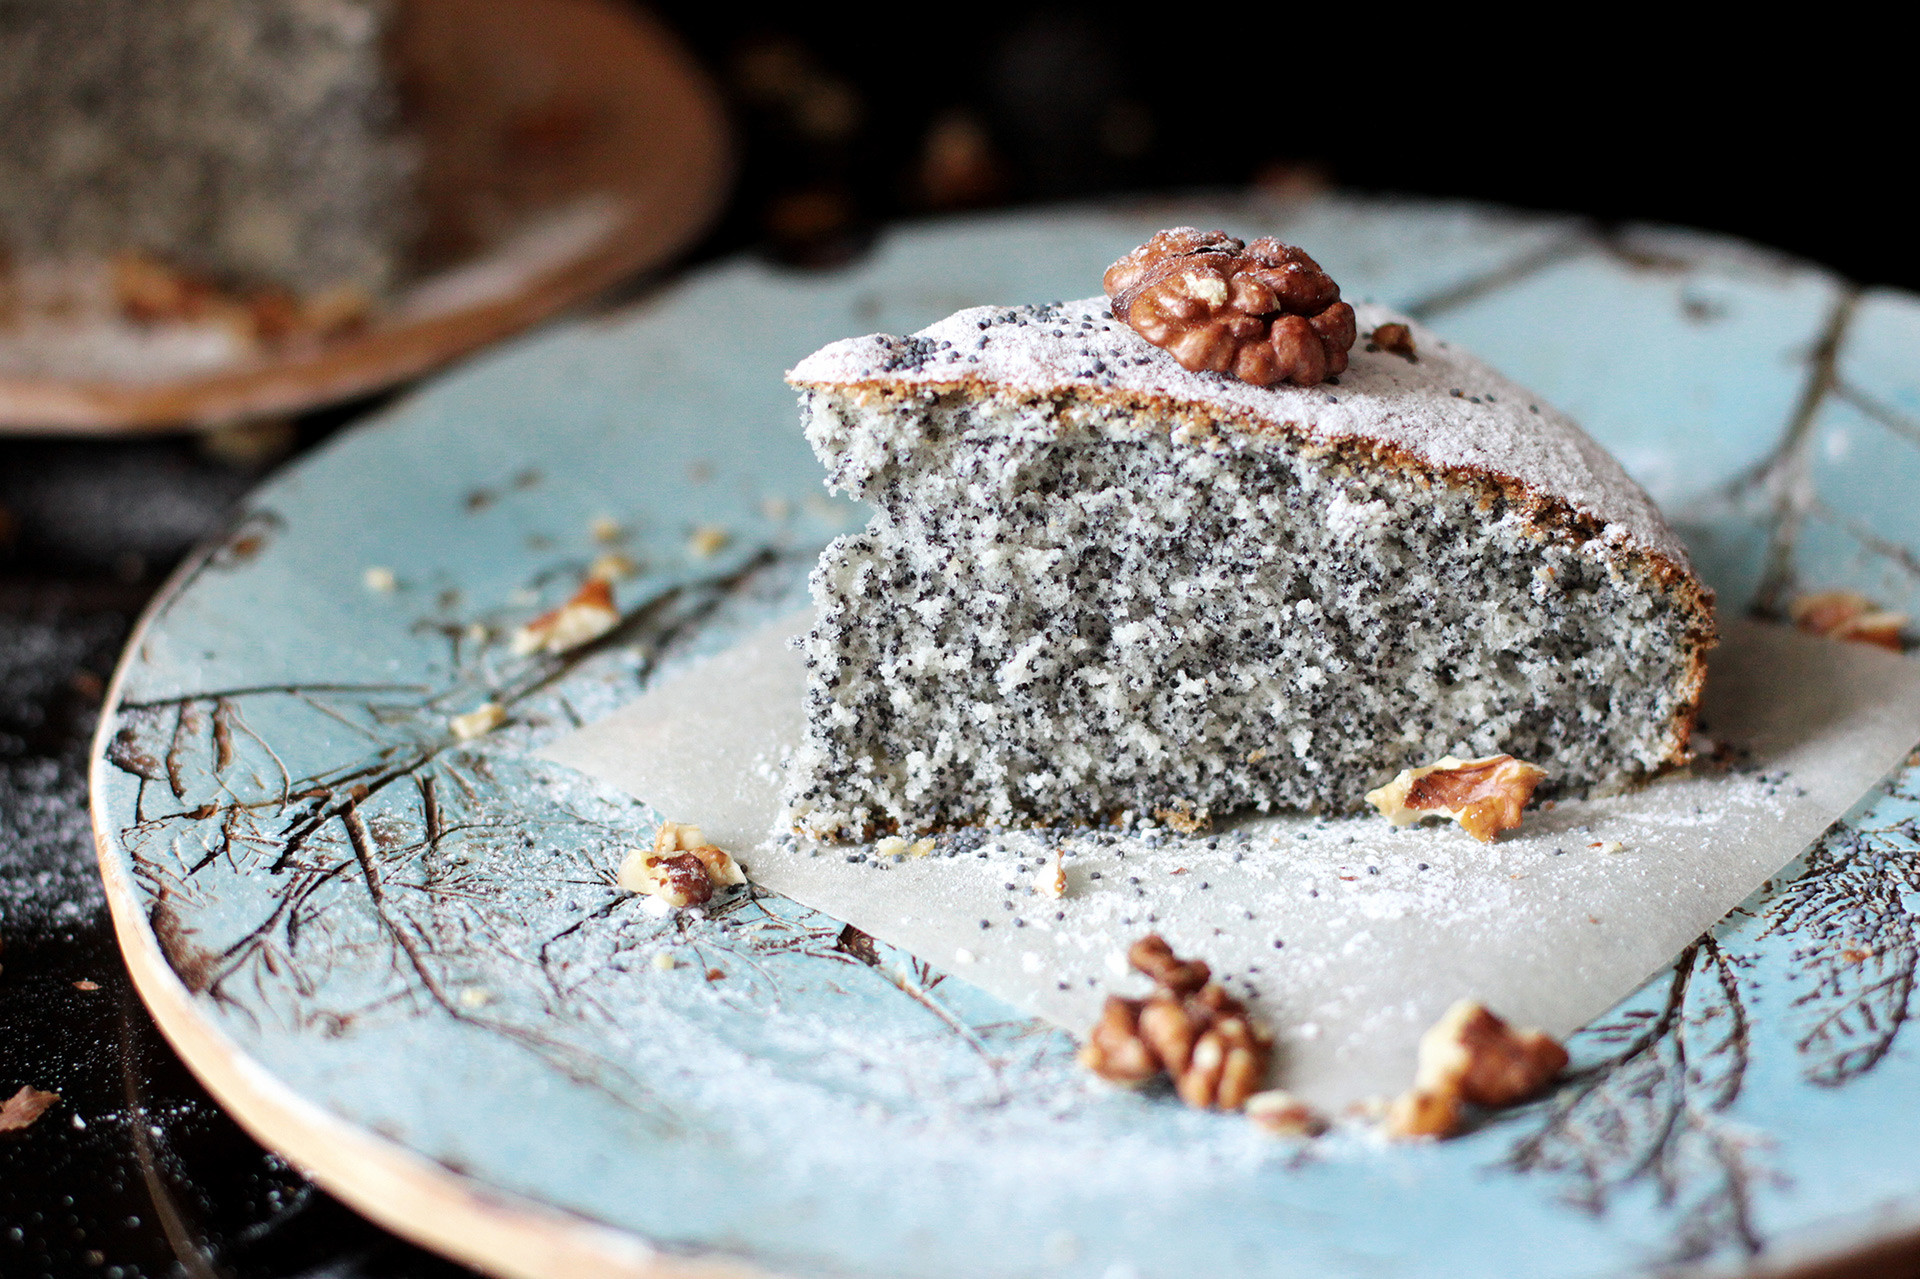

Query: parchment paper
[{"left": 541, "top": 616, "right": 1920, "bottom": 1108}]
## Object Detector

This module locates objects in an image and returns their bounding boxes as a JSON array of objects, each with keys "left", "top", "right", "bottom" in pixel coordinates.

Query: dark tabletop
[{"left": 0, "top": 10, "right": 1904, "bottom": 1277}]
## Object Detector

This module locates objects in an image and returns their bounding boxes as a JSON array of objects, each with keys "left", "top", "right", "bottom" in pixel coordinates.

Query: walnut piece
[
  {"left": 1365, "top": 754, "right": 1547, "bottom": 842},
  {"left": 1789, "top": 590, "right": 1907, "bottom": 651},
  {"left": 1080, "top": 996, "right": 1160, "bottom": 1084},
  {"left": 0, "top": 1085, "right": 59, "bottom": 1133},
  {"left": 1385, "top": 1000, "right": 1568, "bottom": 1139},
  {"left": 617, "top": 821, "right": 747, "bottom": 908},
  {"left": 1368, "top": 322, "right": 1417, "bottom": 360},
  {"left": 1103, "top": 228, "right": 1356, "bottom": 388},
  {"left": 1416, "top": 999, "right": 1569, "bottom": 1107},
  {"left": 512, "top": 578, "right": 619, "bottom": 656},
  {"left": 1244, "top": 1089, "right": 1328, "bottom": 1138},
  {"left": 1078, "top": 934, "right": 1272, "bottom": 1111},
  {"left": 448, "top": 701, "right": 506, "bottom": 741},
  {"left": 1383, "top": 1087, "right": 1461, "bottom": 1140}
]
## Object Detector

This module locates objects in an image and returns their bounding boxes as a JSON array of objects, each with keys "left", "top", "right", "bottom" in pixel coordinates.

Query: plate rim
[
  {"left": 84, "top": 195, "right": 1920, "bottom": 1279},
  {"left": 86, "top": 466, "right": 780, "bottom": 1279}
]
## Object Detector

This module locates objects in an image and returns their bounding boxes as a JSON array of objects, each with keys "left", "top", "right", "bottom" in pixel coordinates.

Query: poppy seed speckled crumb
[{"left": 780, "top": 297, "right": 1714, "bottom": 841}]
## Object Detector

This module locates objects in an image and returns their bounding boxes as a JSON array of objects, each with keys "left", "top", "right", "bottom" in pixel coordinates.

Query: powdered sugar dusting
[
  {"left": 787, "top": 297, "right": 1690, "bottom": 568},
  {"left": 546, "top": 615, "right": 1920, "bottom": 1108}
]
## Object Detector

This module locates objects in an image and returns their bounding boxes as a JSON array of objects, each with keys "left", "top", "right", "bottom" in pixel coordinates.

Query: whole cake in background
[
  {"left": 0, "top": 0, "right": 415, "bottom": 301},
  {"left": 780, "top": 230, "right": 1716, "bottom": 841}
]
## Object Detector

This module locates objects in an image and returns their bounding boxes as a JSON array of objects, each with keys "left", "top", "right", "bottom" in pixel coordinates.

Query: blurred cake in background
[
  {"left": 0, "top": 0, "right": 416, "bottom": 371},
  {"left": 1, "top": 0, "right": 416, "bottom": 299},
  {"left": 0, "top": 0, "right": 732, "bottom": 423}
]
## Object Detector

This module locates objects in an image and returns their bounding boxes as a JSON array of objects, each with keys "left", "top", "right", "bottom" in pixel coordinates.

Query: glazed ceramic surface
[{"left": 92, "top": 197, "right": 1920, "bottom": 1279}]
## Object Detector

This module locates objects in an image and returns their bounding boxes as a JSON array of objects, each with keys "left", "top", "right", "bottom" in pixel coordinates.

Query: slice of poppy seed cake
[{"left": 780, "top": 297, "right": 1715, "bottom": 840}]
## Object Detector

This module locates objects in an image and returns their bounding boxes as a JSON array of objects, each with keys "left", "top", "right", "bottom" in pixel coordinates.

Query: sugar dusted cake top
[{"left": 788, "top": 297, "right": 1691, "bottom": 570}]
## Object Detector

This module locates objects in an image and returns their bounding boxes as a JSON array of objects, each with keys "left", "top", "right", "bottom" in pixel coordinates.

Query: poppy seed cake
[
  {"left": 781, "top": 296, "right": 1714, "bottom": 840},
  {"left": 0, "top": 0, "right": 414, "bottom": 297}
]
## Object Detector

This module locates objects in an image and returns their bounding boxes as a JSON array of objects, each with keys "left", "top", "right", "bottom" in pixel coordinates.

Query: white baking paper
[{"left": 540, "top": 615, "right": 1920, "bottom": 1109}]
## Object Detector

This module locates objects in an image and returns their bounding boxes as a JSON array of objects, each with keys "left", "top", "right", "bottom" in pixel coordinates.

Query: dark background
[{"left": 0, "top": 8, "right": 1898, "bottom": 1277}]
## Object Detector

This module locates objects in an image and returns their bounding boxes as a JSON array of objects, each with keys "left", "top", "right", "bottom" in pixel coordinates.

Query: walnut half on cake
[{"left": 780, "top": 264, "right": 1714, "bottom": 841}]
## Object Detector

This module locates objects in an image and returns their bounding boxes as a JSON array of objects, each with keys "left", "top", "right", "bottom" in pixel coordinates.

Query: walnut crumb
[
  {"left": 511, "top": 578, "right": 619, "bottom": 656},
  {"left": 1366, "top": 754, "right": 1547, "bottom": 842},
  {"left": 448, "top": 702, "right": 506, "bottom": 741},
  {"left": 1368, "top": 322, "right": 1417, "bottom": 360},
  {"left": 1079, "top": 934, "right": 1272, "bottom": 1111},
  {"left": 0, "top": 1085, "right": 60, "bottom": 1133},
  {"left": 1245, "top": 1089, "right": 1327, "bottom": 1137},
  {"left": 1151, "top": 800, "right": 1211, "bottom": 835},
  {"left": 1789, "top": 590, "right": 1907, "bottom": 651},
  {"left": 1385, "top": 1000, "right": 1568, "bottom": 1139},
  {"left": 618, "top": 822, "right": 747, "bottom": 908},
  {"left": 1383, "top": 1087, "right": 1462, "bottom": 1139}
]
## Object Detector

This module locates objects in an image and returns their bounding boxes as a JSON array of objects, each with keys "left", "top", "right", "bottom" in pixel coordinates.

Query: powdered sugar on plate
[{"left": 544, "top": 616, "right": 1920, "bottom": 1107}]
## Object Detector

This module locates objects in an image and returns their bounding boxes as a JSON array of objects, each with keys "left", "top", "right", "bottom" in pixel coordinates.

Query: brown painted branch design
[
  {"left": 1507, "top": 937, "right": 1771, "bottom": 1263},
  {"left": 103, "top": 546, "right": 996, "bottom": 1122},
  {"left": 1763, "top": 767, "right": 1920, "bottom": 1088}
]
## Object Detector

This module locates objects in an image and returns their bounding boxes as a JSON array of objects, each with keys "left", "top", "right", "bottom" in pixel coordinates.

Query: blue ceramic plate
[{"left": 91, "top": 197, "right": 1920, "bottom": 1279}]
